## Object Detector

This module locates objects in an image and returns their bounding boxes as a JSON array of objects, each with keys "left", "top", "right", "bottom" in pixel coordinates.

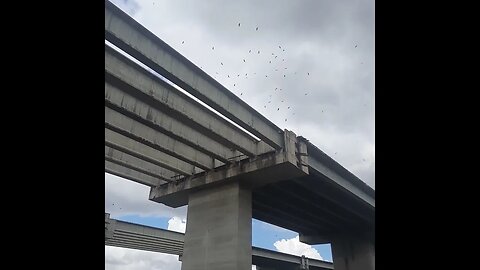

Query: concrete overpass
[
  {"left": 105, "top": 1, "right": 375, "bottom": 269},
  {"left": 105, "top": 213, "right": 333, "bottom": 270}
]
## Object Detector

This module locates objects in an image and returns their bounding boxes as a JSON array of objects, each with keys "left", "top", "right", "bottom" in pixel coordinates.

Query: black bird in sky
[
  {"left": 308, "top": 72, "right": 310, "bottom": 75},
  {"left": 249, "top": 50, "right": 251, "bottom": 53},
  {"left": 279, "top": 45, "right": 281, "bottom": 49},
  {"left": 221, "top": 62, "right": 223, "bottom": 65},
  {"left": 212, "top": 46, "right": 214, "bottom": 50},
  {"left": 277, "top": 108, "right": 280, "bottom": 111},
  {"left": 238, "top": 23, "right": 241, "bottom": 27},
  {"left": 243, "top": 59, "right": 246, "bottom": 62},
  {"left": 258, "top": 50, "right": 260, "bottom": 54},
  {"left": 256, "top": 27, "right": 259, "bottom": 31},
  {"left": 355, "top": 44, "right": 358, "bottom": 48},
  {"left": 182, "top": 41, "right": 184, "bottom": 44}
]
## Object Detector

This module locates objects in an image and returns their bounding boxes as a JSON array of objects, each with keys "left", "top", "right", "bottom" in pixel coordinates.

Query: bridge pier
[
  {"left": 181, "top": 181, "right": 252, "bottom": 270},
  {"left": 331, "top": 236, "right": 374, "bottom": 270}
]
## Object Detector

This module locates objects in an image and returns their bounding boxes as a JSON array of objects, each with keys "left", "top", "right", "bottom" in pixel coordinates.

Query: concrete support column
[
  {"left": 331, "top": 236, "right": 375, "bottom": 270},
  {"left": 181, "top": 181, "right": 252, "bottom": 270}
]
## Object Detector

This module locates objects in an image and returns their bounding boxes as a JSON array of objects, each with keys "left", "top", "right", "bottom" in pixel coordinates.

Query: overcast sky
[{"left": 106, "top": 0, "right": 374, "bottom": 269}]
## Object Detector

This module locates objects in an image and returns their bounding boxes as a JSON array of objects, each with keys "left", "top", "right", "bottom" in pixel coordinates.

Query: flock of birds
[{"left": 178, "top": 22, "right": 360, "bottom": 124}]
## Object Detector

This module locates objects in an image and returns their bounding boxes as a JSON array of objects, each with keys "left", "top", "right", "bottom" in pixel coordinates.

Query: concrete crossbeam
[
  {"left": 150, "top": 149, "right": 308, "bottom": 207},
  {"left": 149, "top": 130, "right": 307, "bottom": 207},
  {"left": 104, "top": 45, "right": 273, "bottom": 157},
  {"left": 105, "top": 106, "right": 214, "bottom": 170},
  {"left": 105, "top": 3, "right": 284, "bottom": 149}
]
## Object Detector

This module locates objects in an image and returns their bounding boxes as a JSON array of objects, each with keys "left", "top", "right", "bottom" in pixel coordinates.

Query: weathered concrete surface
[
  {"left": 105, "top": 160, "right": 166, "bottom": 187},
  {"left": 105, "top": 2, "right": 284, "bottom": 149},
  {"left": 331, "top": 236, "right": 375, "bottom": 270},
  {"left": 105, "top": 128, "right": 195, "bottom": 176},
  {"left": 150, "top": 153, "right": 307, "bottom": 207},
  {"left": 105, "top": 45, "right": 273, "bottom": 157},
  {"left": 105, "top": 145, "right": 177, "bottom": 183},
  {"left": 105, "top": 81, "right": 239, "bottom": 163},
  {"left": 105, "top": 106, "right": 214, "bottom": 170},
  {"left": 150, "top": 131, "right": 308, "bottom": 207},
  {"left": 181, "top": 182, "right": 252, "bottom": 270}
]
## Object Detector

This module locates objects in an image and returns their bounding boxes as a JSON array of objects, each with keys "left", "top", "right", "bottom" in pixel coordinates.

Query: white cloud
[
  {"left": 273, "top": 236, "right": 323, "bottom": 260},
  {"left": 105, "top": 173, "right": 187, "bottom": 219},
  {"left": 167, "top": 216, "right": 187, "bottom": 233},
  {"left": 105, "top": 246, "right": 181, "bottom": 270}
]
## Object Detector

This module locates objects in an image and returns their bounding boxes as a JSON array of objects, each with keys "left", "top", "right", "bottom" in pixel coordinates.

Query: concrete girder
[
  {"left": 104, "top": 45, "right": 273, "bottom": 157},
  {"left": 105, "top": 81, "right": 239, "bottom": 163},
  {"left": 105, "top": 146, "right": 178, "bottom": 183},
  {"left": 105, "top": 128, "right": 195, "bottom": 176},
  {"left": 105, "top": 3, "right": 284, "bottom": 149},
  {"left": 105, "top": 160, "right": 165, "bottom": 187},
  {"left": 105, "top": 106, "right": 215, "bottom": 170}
]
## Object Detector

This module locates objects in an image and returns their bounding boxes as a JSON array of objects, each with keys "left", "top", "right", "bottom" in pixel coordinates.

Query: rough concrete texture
[
  {"left": 331, "top": 237, "right": 375, "bottom": 270},
  {"left": 181, "top": 181, "right": 252, "bottom": 270}
]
